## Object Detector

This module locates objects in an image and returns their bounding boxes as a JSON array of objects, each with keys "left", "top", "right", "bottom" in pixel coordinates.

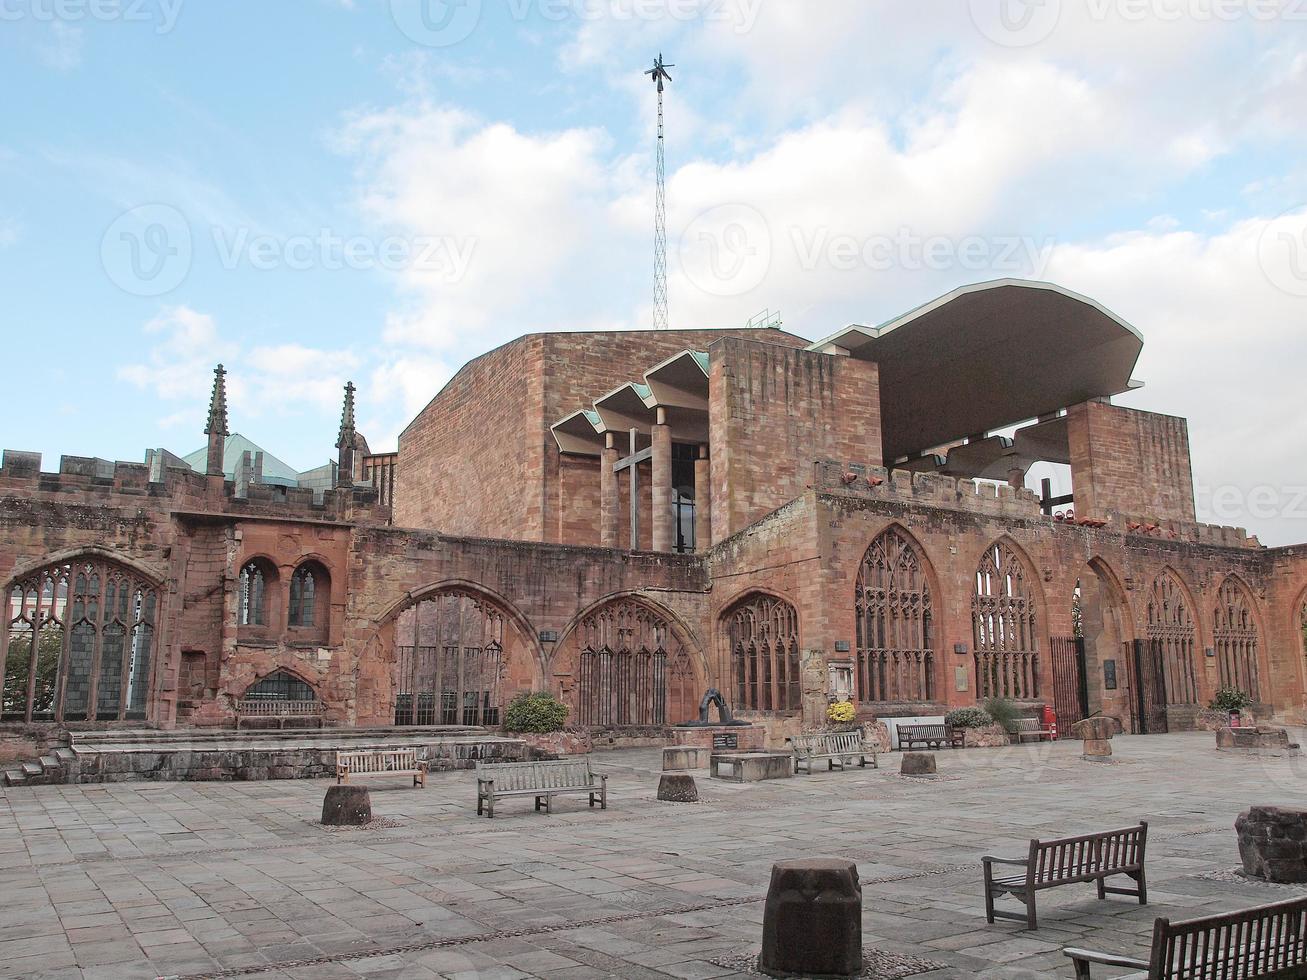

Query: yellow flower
[{"left": 827, "top": 701, "right": 856, "bottom": 723}]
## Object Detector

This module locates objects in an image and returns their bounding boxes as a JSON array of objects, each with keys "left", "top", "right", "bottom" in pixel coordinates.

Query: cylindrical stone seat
[
  {"left": 322, "top": 784, "right": 372, "bottom": 826},
  {"left": 657, "top": 773, "right": 699, "bottom": 803},
  {"left": 760, "top": 858, "right": 862, "bottom": 978},
  {"left": 900, "top": 752, "right": 936, "bottom": 776}
]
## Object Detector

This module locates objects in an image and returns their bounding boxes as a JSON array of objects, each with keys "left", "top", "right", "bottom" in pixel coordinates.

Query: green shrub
[
  {"left": 945, "top": 706, "right": 993, "bottom": 730},
  {"left": 982, "top": 697, "right": 1021, "bottom": 732},
  {"left": 502, "top": 692, "right": 569, "bottom": 733},
  {"left": 1211, "top": 687, "right": 1254, "bottom": 713}
]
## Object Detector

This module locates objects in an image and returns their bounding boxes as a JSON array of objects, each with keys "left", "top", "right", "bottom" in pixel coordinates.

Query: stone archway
[
  {"left": 1075, "top": 558, "right": 1141, "bottom": 732},
  {"left": 385, "top": 587, "right": 542, "bottom": 727}
]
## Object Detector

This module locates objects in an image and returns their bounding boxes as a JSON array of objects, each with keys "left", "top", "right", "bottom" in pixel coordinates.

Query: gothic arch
[
  {"left": 553, "top": 593, "right": 705, "bottom": 729},
  {"left": 1213, "top": 575, "right": 1263, "bottom": 700},
  {"left": 379, "top": 581, "right": 545, "bottom": 727},
  {"left": 1145, "top": 568, "right": 1201, "bottom": 706},
  {"left": 720, "top": 591, "right": 802, "bottom": 713},
  {"left": 3, "top": 552, "right": 162, "bottom": 723},
  {"left": 972, "top": 537, "right": 1043, "bottom": 700},
  {"left": 4, "top": 547, "right": 165, "bottom": 591},
  {"left": 855, "top": 523, "right": 938, "bottom": 705}
]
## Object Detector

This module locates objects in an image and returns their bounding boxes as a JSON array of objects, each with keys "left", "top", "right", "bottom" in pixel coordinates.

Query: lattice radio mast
[{"left": 646, "top": 53, "right": 674, "bottom": 330}]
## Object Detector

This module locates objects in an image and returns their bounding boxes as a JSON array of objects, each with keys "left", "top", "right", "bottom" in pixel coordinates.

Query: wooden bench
[
  {"left": 475, "top": 758, "right": 606, "bottom": 818},
  {"left": 984, "top": 822, "right": 1148, "bottom": 930},
  {"left": 235, "top": 698, "right": 327, "bottom": 730},
  {"left": 898, "top": 723, "right": 964, "bottom": 751},
  {"left": 1007, "top": 717, "right": 1054, "bottom": 742},
  {"left": 787, "top": 732, "right": 878, "bottom": 774},
  {"left": 336, "top": 749, "right": 428, "bottom": 787},
  {"left": 1064, "top": 894, "right": 1307, "bottom": 978}
]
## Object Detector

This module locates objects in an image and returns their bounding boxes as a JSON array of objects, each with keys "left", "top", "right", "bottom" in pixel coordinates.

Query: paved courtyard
[{"left": 0, "top": 732, "right": 1304, "bottom": 979}]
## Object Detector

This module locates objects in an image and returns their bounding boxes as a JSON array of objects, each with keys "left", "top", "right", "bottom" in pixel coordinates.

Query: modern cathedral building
[{"left": 3, "top": 279, "right": 1305, "bottom": 753}]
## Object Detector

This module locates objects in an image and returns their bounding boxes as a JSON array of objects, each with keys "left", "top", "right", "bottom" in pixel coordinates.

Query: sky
[{"left": 1, "top": 0, "right": 1305, "bottom": 543}]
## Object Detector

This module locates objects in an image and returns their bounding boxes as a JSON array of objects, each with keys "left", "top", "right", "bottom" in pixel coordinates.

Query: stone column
[
  {"left": 652, "top": 407, "right": 673, "bottom": 553},
  {"left": 600, "top": 432, "right": 619, "bottom": 549},
  {"left": 694, "top": 444, "right": 712, "bottom": 552}
]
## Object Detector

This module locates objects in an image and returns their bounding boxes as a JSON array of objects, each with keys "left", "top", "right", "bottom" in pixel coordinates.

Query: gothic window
[
  {"left": 575, "top": 599, "right": 694, "bottom": 727},
  {"left": 725, "top": 594, "right": 801, "bottom": 713},
  {"left": 1214, "top": 577, "right": 1260, "bottom": 700},
  {"left": 856, "top": 527, "right": 935, "bottom": 703},
  {"left": 393, "top": 591, "right": 505, "bottom": 727},
  {"left": 972, "top": 541, "right": 1040, "bottom": 700},
  {"left": 288, "top": 562, "right": 328, "bottom": 631},
  {"left": 238, "top": 560, "right": 274, "bottom": 627},
  {"left": 243, "top": 670, "right": 317, "bottom": 702},
  {"left": 1146, "top": 572, "right": 1198, "bottom": 705},
  {"left": 3, "top": 557, "right": 157, "bottom": 723}
]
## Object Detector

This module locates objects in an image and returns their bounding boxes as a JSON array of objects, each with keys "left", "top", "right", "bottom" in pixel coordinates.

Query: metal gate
[
  {"left": 1049, "top": 635, "right": 1088, "bottom": 726},
  {"left": 1128, "top": 638, "right": 1169, "bottom": 734}
]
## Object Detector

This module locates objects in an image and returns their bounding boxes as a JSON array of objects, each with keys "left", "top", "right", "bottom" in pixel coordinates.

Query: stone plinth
[
  {"left": 322, "top": 785, "right": 371, "bottom": 826},
  {"left": 1217, "top": 727, "right": 1301, "bottom": 756},
  {"left": 900, "top": 752, "right": 936, "bottom": 776},
  {"left": 657, "top": 773, "right": 699, "bottom": 803},
  {"left": 760, "top": 858, "right": 862, "bottom": 978},
  {"left": 671, "top": 725, "right": 765, "bottom": 752},
  {"left": 710, "top": 752, "right": 792, "bottom": 782},
  {"left": 1236, "top": 806, "right": 1307, "bottom": 883},
  {"left": 1070, "top": 716, "right": 1123, "bottom": 761},
  {"left": 662, "top": 746, "right": 710, "bottom": 771}
]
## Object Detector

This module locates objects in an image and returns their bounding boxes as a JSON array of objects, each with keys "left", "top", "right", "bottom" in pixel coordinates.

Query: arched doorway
[
  {"left": 972, "top": 540, "right": 1041, "bottom": 702},
  {"left": 1073, "top": 559, "right": 1145, "bottom": 731},
  {"left": 555, "top": 596, "right": 701, "bottom": 729},
  {"left": 3, "top": 556, "right": 159, "bottom": 723},
  {"left": 390, "top": 588, "right": 538, "bottom": 727},
  {"left": 1145, "top": 570, "right": 1200, "bottom": 711}
]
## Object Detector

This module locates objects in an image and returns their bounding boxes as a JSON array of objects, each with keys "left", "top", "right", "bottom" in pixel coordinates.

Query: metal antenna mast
[{"left": 645, "top": 53, "right": 673, "bottom": 330}]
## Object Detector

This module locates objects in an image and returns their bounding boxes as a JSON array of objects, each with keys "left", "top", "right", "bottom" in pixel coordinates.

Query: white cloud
[{"left": 37, "top": 22, "right": 83, "bottom": 71}]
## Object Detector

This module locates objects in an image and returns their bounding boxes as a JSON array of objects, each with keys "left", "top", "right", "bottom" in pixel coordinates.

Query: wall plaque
[
  {"left": 1103, "top": 659, "right": 1118, "bottom": 690},
  {"left": 713, "top": 733, "right": 738, "bottom": 750},
  {"left": 538, "top": 630, "right": 559, "bottom": 643}
]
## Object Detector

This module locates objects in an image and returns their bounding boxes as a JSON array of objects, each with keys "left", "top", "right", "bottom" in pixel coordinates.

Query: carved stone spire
[
  {"left": 204, "top": 364, "right": 229, "bottom": 478},
  {"left": 335, "top": 381, "right": 357, "bottom": 487}
]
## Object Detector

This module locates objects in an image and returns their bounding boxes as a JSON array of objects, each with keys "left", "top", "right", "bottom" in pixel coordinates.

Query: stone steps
[
  {"left": 70, "top": 725, "right": 489, "bottom": 748},
  {"left": 3, "top": 748, "right": 74, "bottom": 787}
]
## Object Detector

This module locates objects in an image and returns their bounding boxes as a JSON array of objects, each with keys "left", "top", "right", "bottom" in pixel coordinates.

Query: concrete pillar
[
  {"left": 652, "top": 407, "right": 673, "bottom": 553},
  {"left": 694, "top": 445, "right": 712, "bottom": 553},
  {"left": 1007, "top": 466, "right": 1026, "bottom": 490},
  {"left": 600, "top": 432, "right": 619, "bottom": 548}
]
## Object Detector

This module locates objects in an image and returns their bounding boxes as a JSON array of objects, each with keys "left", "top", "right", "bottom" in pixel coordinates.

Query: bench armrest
[
  {"left": 477, "top": 777, "right": 494, "bottom": 790},
  {"left": 981, "top": 855, "right": 1029, "bottom": 867},
  {"left": 1063, "top": 947, "right": 1149, "bottom": 972}
]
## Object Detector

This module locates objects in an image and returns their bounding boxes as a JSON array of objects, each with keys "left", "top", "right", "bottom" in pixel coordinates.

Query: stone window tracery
[
  {"left": 726, "top": 593, "right": 801, "bottom": 713},
  {"left": 1214, "top": 577, "right": 1260, "bottom": 700},
  {"left": 856, "top": 528, "right": 935, "bottom": 703},
  {"left": 575, "top": 599, "right": 694, "bottom": 727},
  {"left": 394, "top": 591, "right": 504, "bottom": 726},
  {"left": 238, "top": 561, "right": 272, "bottom": 627},
  {"left": 1146, "top": 571, "right": 1198, "bottom": 705},
  {"left": 3, "top": 557, "right": 157, "bottom": 723},
  {"left": 243, "top": 670, "right": 316, "bottom": 702},
  {"left": 972, "top": 542, "right": 1040, "bottom": 700}
]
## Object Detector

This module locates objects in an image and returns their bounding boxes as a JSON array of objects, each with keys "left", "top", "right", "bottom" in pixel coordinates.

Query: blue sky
[{"left": 2, "top": 1, "right": 1306, "bottom": 542}]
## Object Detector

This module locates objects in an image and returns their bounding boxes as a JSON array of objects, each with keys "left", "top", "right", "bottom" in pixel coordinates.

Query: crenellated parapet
[{"left": 0, "top": 449, "right": 391, "bottom": 526}]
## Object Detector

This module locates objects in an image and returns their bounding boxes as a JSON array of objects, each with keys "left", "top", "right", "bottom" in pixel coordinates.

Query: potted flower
[{"left": 826, "top": 699, "right": 856, "bottom": 730}]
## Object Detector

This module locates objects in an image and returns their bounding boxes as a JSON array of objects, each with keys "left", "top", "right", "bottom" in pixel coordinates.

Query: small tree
[
  {"left": 982, "top": 697, "right": 1021, "bottom": 732},
  {"left": 1211, "top": 687, "right": 1254, "bottom": 713},
  {"left": 502, "top": 692, "right": 569, "bottom": 733}
]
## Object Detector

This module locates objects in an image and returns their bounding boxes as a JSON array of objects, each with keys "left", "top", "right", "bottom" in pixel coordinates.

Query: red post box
[{"left": 1042, "top": 704, "right": 1058, "bottom": 740}]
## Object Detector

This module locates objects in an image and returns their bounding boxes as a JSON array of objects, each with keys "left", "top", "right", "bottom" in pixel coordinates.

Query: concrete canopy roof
[
  {"left": 808, "top": 279, "right": 1143, "bottom": 462},
  {"left": 644, "top": 349, "right": 709, "bottom": 410}
]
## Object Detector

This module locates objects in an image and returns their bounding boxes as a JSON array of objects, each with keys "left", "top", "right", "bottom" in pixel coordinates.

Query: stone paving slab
[{"left": 0, "top": 732, "right": 1306, "bottom": 978}]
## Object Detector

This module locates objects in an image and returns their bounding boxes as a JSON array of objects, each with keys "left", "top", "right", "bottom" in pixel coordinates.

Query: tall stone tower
[{"left": 336, "top": 381, "right": 356, "bottom": 488}]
